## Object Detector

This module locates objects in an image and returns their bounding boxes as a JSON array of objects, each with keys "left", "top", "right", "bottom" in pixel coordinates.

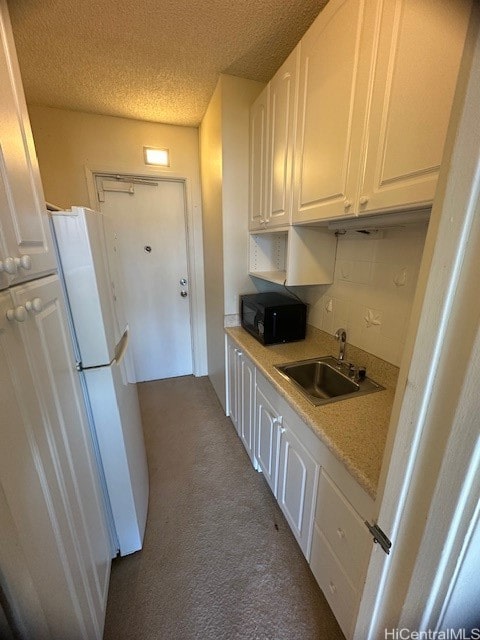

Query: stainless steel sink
[{"left": 275, "top": 355, "right": 384, "bottom": 406}]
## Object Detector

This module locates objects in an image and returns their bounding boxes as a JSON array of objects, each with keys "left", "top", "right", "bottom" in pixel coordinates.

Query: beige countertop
[{"left": 226, "top": 325, "right": 399, "bottom": 499}]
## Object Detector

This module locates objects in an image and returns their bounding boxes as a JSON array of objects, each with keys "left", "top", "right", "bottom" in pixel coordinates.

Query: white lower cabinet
[
  {"left": 277, "top": 419, "right": 319, "bottom": 557},
  {"left": 239, "top": 355, "right": 256, "bottom": 465},
  {"left": 255, "top": 377, "right": 281, "bottom": 495},
  {"left": 226, "top": 337, "right": 241, "bottom": 433},
  {"left": 225, "top": 334, "right": 376, "bottom": 638},
  {"left": 310, "top": 469, "right": 373, "bottom": 638},
  {"left": 226, "top": 336, "right": 256, "bottom": 465}
]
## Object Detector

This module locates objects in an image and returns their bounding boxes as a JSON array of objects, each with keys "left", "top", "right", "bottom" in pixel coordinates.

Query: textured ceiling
[{"left": 7, "top": 0, "right": 329, "bottom": 127}]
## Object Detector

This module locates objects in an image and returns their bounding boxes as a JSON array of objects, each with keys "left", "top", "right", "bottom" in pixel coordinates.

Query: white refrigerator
[{"left": 51, "top": 206, "right": 149, "bottom": 557}]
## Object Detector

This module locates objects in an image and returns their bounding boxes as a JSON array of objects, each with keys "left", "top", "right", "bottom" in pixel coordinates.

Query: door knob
[{"left": 180, "top": 291, "right": 188, "bottom": 298}]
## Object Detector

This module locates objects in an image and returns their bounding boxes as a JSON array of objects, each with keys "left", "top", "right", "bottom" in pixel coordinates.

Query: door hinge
[{"left": 365, "top": 521, "right": 392, "bottom": 555}]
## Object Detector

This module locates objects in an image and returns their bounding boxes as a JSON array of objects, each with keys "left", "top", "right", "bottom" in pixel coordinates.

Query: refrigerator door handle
[{"left": 114, "top": 329, "right": 129, "bottom": 365}]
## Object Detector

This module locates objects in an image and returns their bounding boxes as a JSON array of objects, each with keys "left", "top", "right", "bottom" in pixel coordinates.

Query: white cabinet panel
[
  {"left": 315, "top": 468, "right": 371, "bottom": 586},
  {"left": 0, "top": 283, "right": 110, "bottom": 639},
  {"left": 293, "top": 0, "right": 369, "bottom": 222},
  {"left": 0, "top": 4, "right": 55, "bottom": 289},
  {"left": 266, "top": 48, "right": 298, "bottom": 228},
  {"left": 310, "top": 524, "right": 357, "bottom": 638},
  {"left": 249, "top": 87, "right": 269, "bottom": 230},
  {"left": 277, "top": 421, "right": 319, "bottom": 558},
  {"left": 311, "top": 468, "right": 373, "bottom": 639},
  {"left": 358, "top": 0, "right": 471, "bottom": 215},
  {"left": 292, "top": 0, "right": 470, "bottom": 224},
  {"left": 239, "top": 354, "right": 256, "bottom": 464},
  {"left": 3, "top": 276, "right": 111, "bottom": 638},
  {"left": 226, "top": 336, "right": 256, "bottom": 465},
  {"left": 226, "top": 337, "right": 240, "bottom": 433},
  {"left": 255, "top": 383, "right": 280, "bottom": 495}
]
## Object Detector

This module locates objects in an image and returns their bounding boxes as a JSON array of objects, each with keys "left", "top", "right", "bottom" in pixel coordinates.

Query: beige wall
[
  {"left": 220, "top": 75, "right": 262, "bottom": 315},
  {"left": 28, "top": 105, "right": 207, "bottom": 375},
  {"left": 200, "top": 75, "right": 263, "bottom": 409},
  {"left": 199, "top": 82, "right": 225, "bottom": 406}
]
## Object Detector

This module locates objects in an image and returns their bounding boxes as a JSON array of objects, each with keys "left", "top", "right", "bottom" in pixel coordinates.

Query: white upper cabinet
[
  {"left": 249, "top": 87, "right": 269, "bottom": 230},
  {"left": 249, "top": 48, "right": 299, "bottom": 231},
  {"left": 265, "top": 48, "right": 298, "bottom": 229},
  {"left": 0, "top": 3, "right": 55, "bottom": 290},
  {"left": 292, "top": 0, "right": 371, "bottom": 223},
  {"left": 292, "top": 0, "right": 471, "bottom": 224},
  {"left": 357, "top": 0, "right": 471, "bottom": 216}
]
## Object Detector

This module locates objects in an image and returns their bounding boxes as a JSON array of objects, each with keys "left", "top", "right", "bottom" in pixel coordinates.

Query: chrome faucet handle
[{"left": 334, "top": 327, "right": 347, "bottom": 362}]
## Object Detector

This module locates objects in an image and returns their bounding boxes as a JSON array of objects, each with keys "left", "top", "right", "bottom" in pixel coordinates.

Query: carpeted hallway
[{"left": 103, "top": 376, "right": 345, "bottom": 640}]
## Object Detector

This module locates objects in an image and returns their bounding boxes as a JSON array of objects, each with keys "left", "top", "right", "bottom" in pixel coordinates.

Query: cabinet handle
[
  {"left": 14, "top": 255, "right": 32, "bottom": 271},
  {"left": 344, "top": 199, "right": 352, "bottom": 210},
  {"left": 6, "top": 306, "right": 27, "bottom": 322},
  {"left": 25, "top": 298, "right": 43, "bottom": 313},
  {"left": 359, "top": 196, "right": 369, "bottom": 206},
  {"left": 329, "top": 581, "right": 337, "bottom": 595},
  {"left": 1, "top": 257, "right": 17, "bottom": 275},
  {"left": 336, "top": 527, "right": 346, "bottom": 540}
]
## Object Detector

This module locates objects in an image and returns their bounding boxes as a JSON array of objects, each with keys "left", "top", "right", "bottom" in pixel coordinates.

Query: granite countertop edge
[{"left": 225, "top": 325, "right": 399, "bottom": 499}]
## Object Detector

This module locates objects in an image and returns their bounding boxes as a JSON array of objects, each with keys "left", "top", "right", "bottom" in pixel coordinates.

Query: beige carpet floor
[{"left": 103, "top": 375, "right": 345, "bottom": 640}]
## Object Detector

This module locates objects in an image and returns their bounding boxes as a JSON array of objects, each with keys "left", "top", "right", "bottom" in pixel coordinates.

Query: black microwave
[{"left": 240, "top": 292, "right": 307, "bottom": 345}]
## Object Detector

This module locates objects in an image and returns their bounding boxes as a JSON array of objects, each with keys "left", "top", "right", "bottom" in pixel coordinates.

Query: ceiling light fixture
[{"left": 143, "top": 147, "right": 170, "bottom": 166}]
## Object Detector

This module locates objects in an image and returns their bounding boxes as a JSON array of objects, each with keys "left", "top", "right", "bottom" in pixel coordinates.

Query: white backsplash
[{"left": 305, "top": 222, "right": 428, "bottom": 366}]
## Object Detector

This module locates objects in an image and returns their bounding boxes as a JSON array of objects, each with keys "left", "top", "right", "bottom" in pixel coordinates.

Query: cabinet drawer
[
  {"left": 315, "top": 469, "right": 371, "bottom": 586},
  {"left": 310, "top": 523, "right": 356, "bottom": 639}
]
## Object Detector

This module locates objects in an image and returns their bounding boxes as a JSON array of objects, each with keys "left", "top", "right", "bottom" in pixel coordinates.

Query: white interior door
[{"left": 96, "top": 176, "right": 193, "bottom": 382}]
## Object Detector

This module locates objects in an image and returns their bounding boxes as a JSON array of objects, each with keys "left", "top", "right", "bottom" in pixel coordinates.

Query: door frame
[
  {"left": 85, "top": 166, "right": 207, "bottom": 377},
  {"left": 355, "top": 5, "right": 480, "bottom": 635}
]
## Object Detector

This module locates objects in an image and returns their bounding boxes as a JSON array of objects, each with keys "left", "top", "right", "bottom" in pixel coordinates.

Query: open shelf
[
  {"left": 249, "top": 270, "right": 287, "bottom": 285},
  {"left": 249, "top": 227, "right": 336, "bottom": 286}
]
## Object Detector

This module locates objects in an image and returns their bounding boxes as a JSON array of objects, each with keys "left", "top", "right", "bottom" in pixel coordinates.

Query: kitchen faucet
[{"left": 335, "top": 328, "right": 347, "bottom": 363}]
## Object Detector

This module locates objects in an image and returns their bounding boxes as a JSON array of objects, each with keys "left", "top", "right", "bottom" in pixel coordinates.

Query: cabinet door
[
  {"left": 292, "top": 0, "right": 373, "bottom": 223},
  {"left": 255, "top": 384, "right": 280, "bottom": 495},
  {"left": 226, "top": 338, "right": 240, "bottom": 433},
  {"left": 239, "top": 354, "right": 256, "bottom": 464},
  {"left": 249, "top": 87, "right": 269, "bottom": 230},
  {"left": 9, "top": 275, "right": 111, "bottom": 637},
  {"left": 277, "top": 422, "right": 319, "bottom": 558},
  {"left": 0, "top": 286, "right": 107, "bottom": 639},
  {"left": 0, "top": 5, "right": 55, "bottom": 289},
  {"left": 358, "top": 0, "right": 471, "bottom": 216},
  {"left": 266, "top": 48, "right": 298, "bottom": 228},
  {"left": 310, "top": 468, "right": 373, "bottom": 638}
]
